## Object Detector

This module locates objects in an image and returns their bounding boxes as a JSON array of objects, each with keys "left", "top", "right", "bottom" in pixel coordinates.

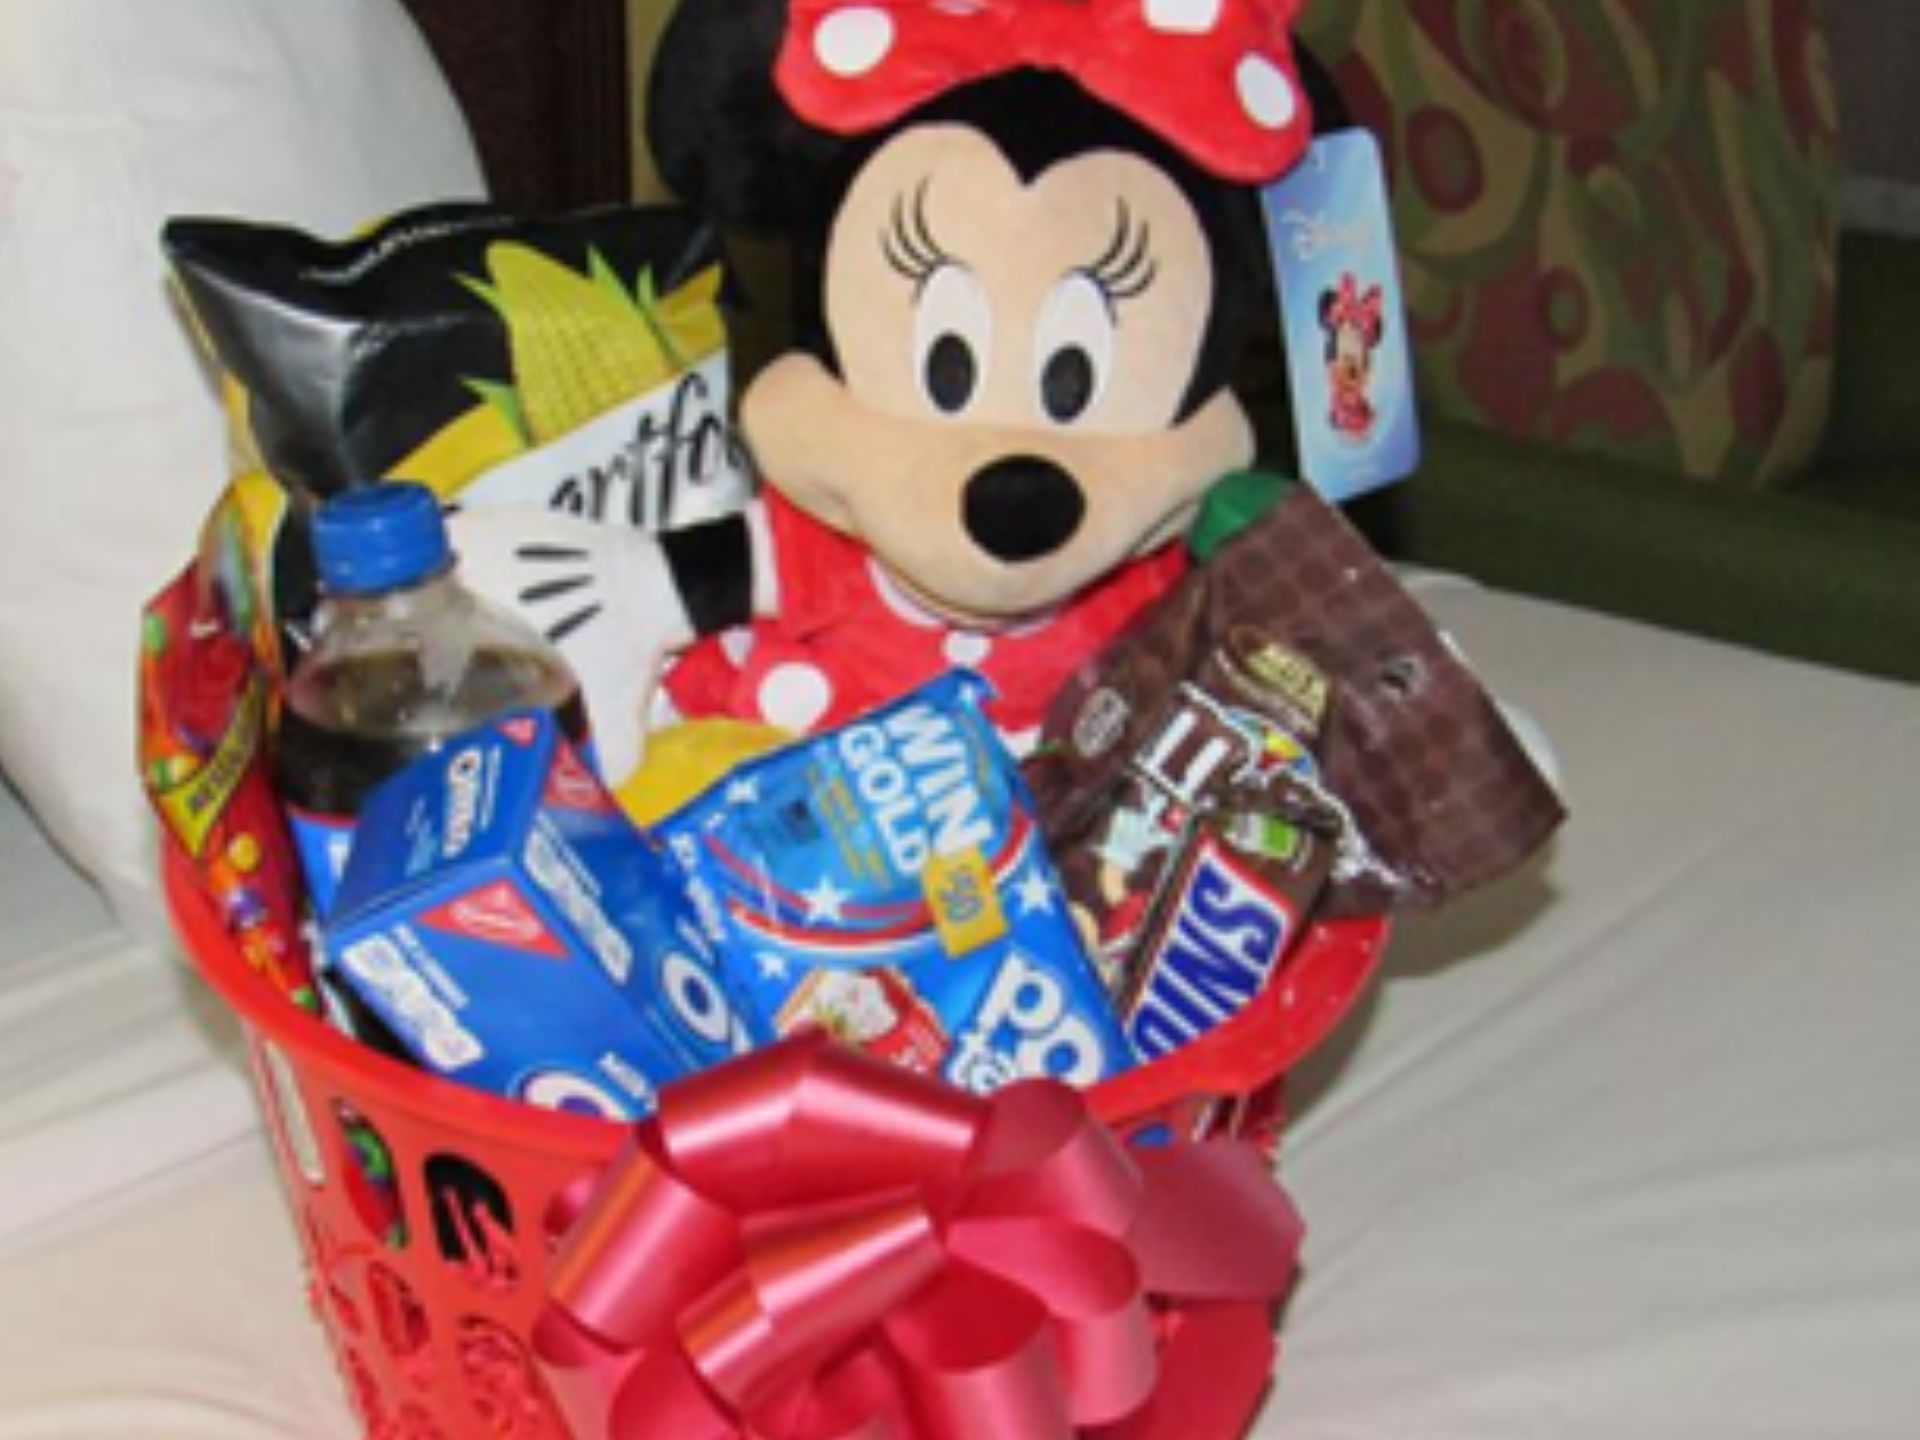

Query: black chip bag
[
  {"left": 162, "top": 203, "right": 755, "bottom": 667},
  {"left": 165, "top": 202, "right": 750, "bottom": 515}
]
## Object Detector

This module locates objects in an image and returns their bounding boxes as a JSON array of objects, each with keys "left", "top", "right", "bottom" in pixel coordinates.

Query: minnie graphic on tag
[{"left": 1320, "top": 271, "right": 1385, "bottom": 443}]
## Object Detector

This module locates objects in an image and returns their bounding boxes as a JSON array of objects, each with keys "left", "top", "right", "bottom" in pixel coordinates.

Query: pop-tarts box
[
  {"left": 657, "top": 673, "right": 1135, "bottom": 1095},
  {"left": 322, "top": 709, "right": 754, "bottom": 1119}
]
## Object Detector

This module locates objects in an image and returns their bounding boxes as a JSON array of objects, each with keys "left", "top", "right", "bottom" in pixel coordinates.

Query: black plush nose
[{"left": 962, "top": 456, "right": 1086, "bottom": 563}]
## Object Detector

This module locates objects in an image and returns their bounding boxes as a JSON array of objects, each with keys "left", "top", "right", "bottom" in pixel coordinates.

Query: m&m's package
[
  {"left": 1036, "top": 480, "right": 1566, "bottom": 920},
  {"left": 657, "top": 672, "right": 1136, "bottom": 1093},
  {"left": 139, "top": 566, "right": 316, "bottom": 1010}
]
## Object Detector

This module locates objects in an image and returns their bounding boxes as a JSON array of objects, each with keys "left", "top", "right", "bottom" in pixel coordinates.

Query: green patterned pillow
[{"left": 1299, "top": 0, "right": 1840, "bottom": 488}]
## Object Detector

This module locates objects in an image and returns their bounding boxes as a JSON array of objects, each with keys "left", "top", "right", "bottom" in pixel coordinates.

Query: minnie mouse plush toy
[{"left": 455, "top": 0, "right": 1337, "bottom": 781}]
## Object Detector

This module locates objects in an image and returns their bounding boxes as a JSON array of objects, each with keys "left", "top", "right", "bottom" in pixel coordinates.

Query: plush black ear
[
  {"left": 1295, "top": 42, "right": 1351, "bottom": 135},
  {"left": 646, "top": 0, "right": 842, "bottom": 230}
]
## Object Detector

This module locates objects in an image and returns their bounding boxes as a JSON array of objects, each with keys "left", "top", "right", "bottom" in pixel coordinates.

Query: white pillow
[{"left": 0, "top": 0, "right": 487, "bottom": 946}]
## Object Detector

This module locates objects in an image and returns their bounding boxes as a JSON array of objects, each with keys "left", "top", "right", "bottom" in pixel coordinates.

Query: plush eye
[
  {"left": 912, "top": 264, "right": 991, "bottom": 416},
  {"left": 1034, "top": 273, "right": 1116, "bottom": 424}
]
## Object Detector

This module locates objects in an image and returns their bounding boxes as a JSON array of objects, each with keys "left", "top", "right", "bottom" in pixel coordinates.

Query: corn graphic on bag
[{"left": 164, "top": 202, "right": 751, "bottom": 528}]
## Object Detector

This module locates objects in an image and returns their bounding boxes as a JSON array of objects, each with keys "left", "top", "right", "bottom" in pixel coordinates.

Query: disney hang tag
[{"left": 1261, "top": 129, "right": 1421, "bottom": 502}]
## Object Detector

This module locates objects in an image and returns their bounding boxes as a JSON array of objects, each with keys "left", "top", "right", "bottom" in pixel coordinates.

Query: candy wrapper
[
  {"left": 139, "top": 566, "right": 316, "bottom": 1009},
  {"left": 1034, "top": 613, "right": 1345, "bottom": 1057},
  {"left": 1031, "top": 480, "right": 1566, "bottom": 934},
  {"left": 193, "top": 470, "right": 299, "bottom": 685},
  {"left": 657, "top": 672, "right": 1136, "bottom": 1093}
]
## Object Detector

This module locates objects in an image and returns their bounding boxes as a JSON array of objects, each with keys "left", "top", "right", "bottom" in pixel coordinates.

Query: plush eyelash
[
  {"left": 1084, "top": 203, "right": 1158, "bottom": 303},
  {"left": 883, "top": 182, "right": 952, "bottom": 288}
]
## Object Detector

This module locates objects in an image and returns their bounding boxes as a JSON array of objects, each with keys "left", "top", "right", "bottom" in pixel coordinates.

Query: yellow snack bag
[{"left": 615, "top": 719, "right": 792, "bottom": 828}]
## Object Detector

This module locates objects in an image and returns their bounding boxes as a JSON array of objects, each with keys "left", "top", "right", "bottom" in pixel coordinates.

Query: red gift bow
[
  {"left": 1324, "top": 273, "right": 1383, "bottom": 344},
  {"left": 534, "top": 1033, "right": 1304, "bottom": 1440},
  {"left": 775, "top": 0, "right": 1315, "bottom": 184}
]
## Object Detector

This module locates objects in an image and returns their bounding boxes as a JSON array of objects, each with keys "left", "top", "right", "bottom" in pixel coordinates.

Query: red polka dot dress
[{"left": 665, "top": 492, "right": 1185, "bottom": 749}]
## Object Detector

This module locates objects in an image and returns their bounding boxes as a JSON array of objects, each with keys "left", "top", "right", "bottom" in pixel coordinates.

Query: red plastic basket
[{"left": 166, "top": 846, "right": 1386, "bottom": 1440}]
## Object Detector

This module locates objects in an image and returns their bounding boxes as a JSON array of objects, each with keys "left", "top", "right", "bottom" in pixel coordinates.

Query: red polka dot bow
[{"left": 775, "top": 0, "right": 1316, "bottom": 184}]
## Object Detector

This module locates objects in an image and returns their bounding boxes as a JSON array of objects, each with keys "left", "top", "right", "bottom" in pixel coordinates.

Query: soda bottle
[{"left": 275, "top": 482, "right": 588, "bottom": 916}]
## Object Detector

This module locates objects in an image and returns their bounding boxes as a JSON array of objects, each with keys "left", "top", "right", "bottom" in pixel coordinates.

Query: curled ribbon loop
[
  {"left": 776, "top": 0, "right": 1315, "bottom": 184},
  {"left": 536, "top": 1034, "right": 1304, "bottom": 1440}
]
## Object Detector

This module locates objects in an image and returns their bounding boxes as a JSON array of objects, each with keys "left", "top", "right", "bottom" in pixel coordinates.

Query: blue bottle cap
[{"left": 313, "top": 483, "right": 453, "bottom": 596}]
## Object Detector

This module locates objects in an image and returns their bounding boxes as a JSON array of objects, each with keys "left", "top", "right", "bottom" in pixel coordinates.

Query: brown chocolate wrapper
[
  {"left": 1043, "top": 670, "right": 1339, "bottom": 993},
  {"left": 1029, "top": 482, "right": 1565, "bottom": 919}
]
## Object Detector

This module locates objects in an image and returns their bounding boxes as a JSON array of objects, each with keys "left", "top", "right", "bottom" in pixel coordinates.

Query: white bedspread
[{"left": 1, "top": 580, "right": 1915, "bottom": 1439}]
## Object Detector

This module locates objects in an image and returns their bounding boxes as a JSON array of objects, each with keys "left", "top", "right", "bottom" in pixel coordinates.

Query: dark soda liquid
[
  {"left": 275, "top": 648, "right": 591, "bottom": 1055},
  {"left": 274, "top": 648, "right": 592, "bottom": 819}
]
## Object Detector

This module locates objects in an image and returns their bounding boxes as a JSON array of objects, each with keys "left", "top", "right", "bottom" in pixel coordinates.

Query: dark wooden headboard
[
  {"left": 395, "top": 0, "right": 795, "bottom": 373},
  {"left": 397, "top": 0, "right": 635, "bottom": 212}
]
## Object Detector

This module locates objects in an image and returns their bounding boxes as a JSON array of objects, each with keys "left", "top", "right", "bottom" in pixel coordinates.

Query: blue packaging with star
[
  {"left": 322, "top": 709, "right": 755, "bottom": 1119},
  {"left": 657, "top": 672, "right": 1135, "bottom": 1093}
]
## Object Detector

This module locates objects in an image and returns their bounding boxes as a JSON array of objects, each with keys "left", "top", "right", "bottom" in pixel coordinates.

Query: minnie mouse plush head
[
  {"left": 453, "top": 0, "right": 1332, "bottom": 776},
  {"left": 651, "top": 0, "right": 1317, "bottom": 625}
]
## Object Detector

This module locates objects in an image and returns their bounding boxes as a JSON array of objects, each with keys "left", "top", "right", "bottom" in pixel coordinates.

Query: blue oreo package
[
  {"left": 656, "top": 672, "right": 1136, "bottom": 1094},
  {"left": 323, "top": 710, "right": 755, "bottom": 1119}
]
